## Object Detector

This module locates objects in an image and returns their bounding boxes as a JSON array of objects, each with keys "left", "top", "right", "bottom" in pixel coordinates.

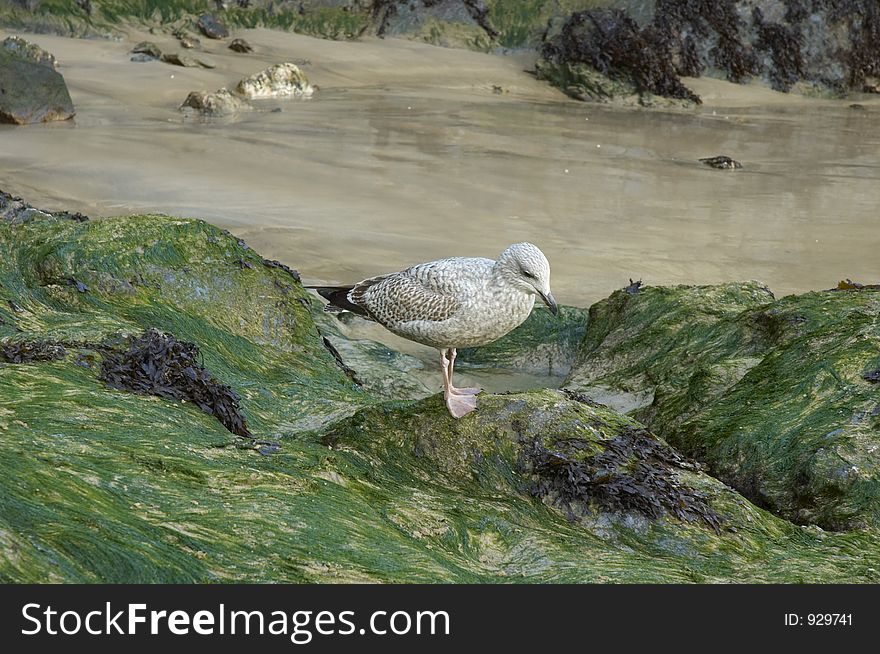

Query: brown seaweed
[
  {"left": 519, "top": 426, "right": 723, "bottom": 532},
  {"left": 99, "top": 329, "right": 251, "bottom": 437}
]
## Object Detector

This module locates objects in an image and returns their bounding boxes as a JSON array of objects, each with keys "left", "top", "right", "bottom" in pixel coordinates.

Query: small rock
[
  {"left": 699, "top": 155, "right": 742, "bottom": 170},
  {"left": 130, "top": 53, "right": 157, "bottom": 63},
  {"left": 180, "top": 88, "right": 250, "bottom": 117},
  {"left": 131, "top": 41, "right": 162, "bottom": 59},
  {"left": 236, "top": 63, "right": 313, "bottom": 99},
  {"left": 179, "top": 36, "right": 201, "bottom": 50},
  {"left": 229, "top": 38, "right": 254, "bottom": 54},
  {"left": 197, "top": 13, "right": 230, "bottom": 40},
  {"left": 162, "top": 52, "right": 215, "bottom": 69}
]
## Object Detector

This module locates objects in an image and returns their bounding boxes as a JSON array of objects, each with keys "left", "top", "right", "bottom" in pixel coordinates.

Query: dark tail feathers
[{"left": 308, "top": 286, "right": 370, "bottom": 317}]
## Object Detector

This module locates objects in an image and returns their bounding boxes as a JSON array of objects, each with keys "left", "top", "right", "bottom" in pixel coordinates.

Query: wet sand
[{"left": 2, "top": 27, "right": 879, "bottom": 312}]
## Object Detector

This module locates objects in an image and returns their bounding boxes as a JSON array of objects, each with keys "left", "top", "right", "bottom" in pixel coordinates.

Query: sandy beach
[{"left": 2, "top": 27, "right": 879, "bottom": 309}]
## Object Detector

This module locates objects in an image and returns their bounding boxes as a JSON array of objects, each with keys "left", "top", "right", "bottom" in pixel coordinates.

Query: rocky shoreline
[
  {"left": 3, "top": 2, "right": 880, "bottom": 106},
  {"left": 2, "top": 189, "right": 878, "bottom": 582}
]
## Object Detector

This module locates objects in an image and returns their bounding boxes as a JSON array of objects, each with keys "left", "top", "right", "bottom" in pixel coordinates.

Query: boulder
[
  {"left": 0, "top": 39, "right": 74, "bottom": 125},
  {"left": 236, "top": 63, "right": 314, "bottom": 99},
  {"left": 565, "top": 281, "right": 880, "bottom": 531}
]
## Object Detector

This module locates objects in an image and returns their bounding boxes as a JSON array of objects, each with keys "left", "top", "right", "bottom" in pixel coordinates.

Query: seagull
[{"left": 311, "top": 243, "right": 557, "bottom": 418}]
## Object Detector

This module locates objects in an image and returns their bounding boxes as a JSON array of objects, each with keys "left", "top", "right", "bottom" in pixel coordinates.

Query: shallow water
[{"left": 2, "top": 28, "right": 879, "bottom": 313}]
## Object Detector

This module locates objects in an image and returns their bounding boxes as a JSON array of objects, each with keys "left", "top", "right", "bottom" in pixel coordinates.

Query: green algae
[
  {"left": 0, "top": 1, "right": 368, "bottom": 40},
  {"left": 320, "top": 390, "right": 880, "bottom": 582},
  {"left": 2, "top": 208, "right": 879, "bottom": 582},
  {"left": 565, "top": 282, "right": 880, "bottom": 531}
]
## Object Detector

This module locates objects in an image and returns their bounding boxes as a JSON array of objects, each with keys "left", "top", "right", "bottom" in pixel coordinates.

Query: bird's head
[{"left": 496, "top": 242, "right": 557, "bottom": 315}]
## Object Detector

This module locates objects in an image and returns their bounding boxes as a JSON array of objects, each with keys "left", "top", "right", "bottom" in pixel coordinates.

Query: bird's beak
[{"left": 539, "top": 290, "right": 558, "bottom": 316}]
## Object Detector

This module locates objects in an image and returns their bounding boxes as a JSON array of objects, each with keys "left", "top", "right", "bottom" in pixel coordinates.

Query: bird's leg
[
  {"left": 447, "top": 348, "right": 481, "bottom": 396},
  {"left": 441, "top": 348, "right": 478, "bottom": 418}
]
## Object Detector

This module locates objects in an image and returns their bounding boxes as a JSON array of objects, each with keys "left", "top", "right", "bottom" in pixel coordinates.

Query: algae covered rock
[
  {"left": 320, "top": 389, "right": 880, "bottom": 582},
  {"left": 0, "top": 37, "right": 74, "bottom": 124},
  {"left": 540, "top": 1, "right": 880, "bottom": 103},
  {"left": 566, "top": 281, "right": 880, "bottom": 531},
  {"left": 538, "top": 8, "right": 701, "bottom": 107},
  {"left": 0, "top": 194, "right": 880, "bottom": 582}
]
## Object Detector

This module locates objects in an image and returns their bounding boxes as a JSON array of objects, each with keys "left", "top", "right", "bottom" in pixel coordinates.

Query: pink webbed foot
[
  {"left": 445, "top": 391, "right": 478, "bottom": 418},
  {"left": 449, "top": 386, "right": 482, "bottom": 396}
]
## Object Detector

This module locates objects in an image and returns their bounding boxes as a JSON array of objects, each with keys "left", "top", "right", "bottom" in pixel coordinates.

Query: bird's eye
[{"left": 522, "top": 270, "right": 535, "bottom": 279}]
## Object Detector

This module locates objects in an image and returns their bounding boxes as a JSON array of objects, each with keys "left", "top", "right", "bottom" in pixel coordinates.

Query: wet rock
[
  {"left": 179, "top": 36, "right": 201, "bottom": 50},
  {"left": 1, "top": 189, "right": 87, "bottom": 224},
  {"left": 457, "top": 306, "right": 588, "bottom": 377},
  {"left": 322, "top": 334, "right": 432, "bottom": 400},
  {"left": 566, "top": 281, "right": 880, "bottom": 531},
  {"left": 229, "top": 38, "right": 253, "bottom": 53},
  {"left": 700, "top": 156, "right": 742, "bottom": 170},
  {"left": 236, "top": 63, "right": 314, "bottom": 99},
  {"left": 0, "top": 38, "right": 74, "bottom": 124},
  {"left": 197, "top": 13, "right": 229, "bottom": 39},
  {"left": 162, "top": 52, "right": 215, "bottom": 68},
  {"left": 180, "top": 88, "right": 251, "bottom": 117},
  {"left": 130, "top": 41, "right": 162, "bottom": 59}
]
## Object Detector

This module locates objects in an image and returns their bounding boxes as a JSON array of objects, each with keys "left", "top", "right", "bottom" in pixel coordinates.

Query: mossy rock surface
[
  {"left": 321, "top": 390, "right": 880, "bottom": 582},
  {"left": 566, "top": 282, "right": 880, "bottom": 531},
  {"left": 3, "top": 202, "right": 879, "bottom": 582}
]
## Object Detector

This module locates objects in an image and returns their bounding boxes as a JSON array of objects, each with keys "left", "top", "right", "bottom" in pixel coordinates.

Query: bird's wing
[{"left": 351, "top": 266, "right": 463, "bottom": 325}]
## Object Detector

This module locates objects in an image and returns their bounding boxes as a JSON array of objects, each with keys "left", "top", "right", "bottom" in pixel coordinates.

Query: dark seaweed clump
[
  {"left": 753, "top": 7, "right": 804, "bottom": 92},
  {"left": 545, "top": 8, "right": 702, "bottom": 104},
  {"left": 100, "top": 329, "right": 251, "bottom": 437},
  {"left": 0, "top": 340, "right": 66, "bottom": 363},
  {"left": 543, "top": 0, "right": 880, "bottom": 101},
  {"left": 520, "top": 427, "right": 722, "bottom": 532}
]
